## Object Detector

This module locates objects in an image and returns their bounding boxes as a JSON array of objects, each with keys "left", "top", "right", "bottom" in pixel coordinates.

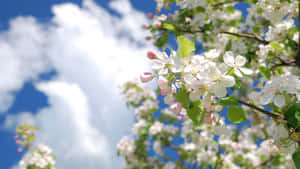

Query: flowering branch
[
  {"left": 163, "top": 27, "right": 269, "bottom": 44},
  {"left": 238, "top": 99, "right": 283, "bottom": 120},
  {"left": 212, "top": 0, "right": 244, "bottom": 7},
  {"left": 220, "top": 31, "right": 269, "bottom": 44}
]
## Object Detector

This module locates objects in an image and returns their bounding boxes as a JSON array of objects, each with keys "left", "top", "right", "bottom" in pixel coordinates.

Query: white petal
[
  {"left": 260, "top": 90, "right": 274, "bottom": 105},
  {"left": 234, "top": 68, "right": 243, "bottom": 77},
  {"left": 223, "top": 51, "right": 235, "bottom": 66},
  {"left": 189, "top": 91, "right": 201, "bottom": 101},
  {"left": 213, "top": 85, "right": 227, "bottom": 97},
  {"left": 235, "top": 55, "right": 246, "bottom": 67},
  {"left": 239, "top": 67, "right": 253, "bottom": 75},
  {"left": 274, "top": 94, "right": 285, "bottom": 108},
  {"left": 220, "top": 75, "right": 235, "bottom": 87}
]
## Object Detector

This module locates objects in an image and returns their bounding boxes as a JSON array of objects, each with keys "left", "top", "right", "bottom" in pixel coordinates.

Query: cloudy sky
[{"left": 0, "top": 0, "right": 157, "bottom": 168}]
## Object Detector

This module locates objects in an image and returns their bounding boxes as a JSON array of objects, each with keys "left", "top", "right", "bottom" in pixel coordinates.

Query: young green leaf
[
  {"left": 177, "top": 36, "right": 195, "bottom": 58},
  {"left": 293, "top": 148, "right": 300, "bottom": 169},
  {"left": 257, "top": 66, "right": 271, "bottom": 80},
  {"left": 270, "top": 42, "right": 284, "bottom": 51},
  {"left": 219, "top": 96, "right": 239, "bottom": 106},
  {"left": 285, "top": 103, "right": 300, "bottom": 129},
  {"left": 227, "top": 105, "right": 247, "bottom": 123}
]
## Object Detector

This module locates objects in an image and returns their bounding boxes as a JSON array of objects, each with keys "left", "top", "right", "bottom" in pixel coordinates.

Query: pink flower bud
[
  {"left": 145, "top": 36, "right": 152, "bottom": 41},
  {"left": 14, "top": 135, "right": 18, "bottom": 140},
  {"left": 156, "top": 10, "right": 160, "bottom": 15},
  {"left": 155, "top": 21, "right": 162, "bottom": 28},
  {"left": 177, "top": 116, "right": 184, "bottom": 121},
  {"left": 168, "top": 14, "right": 173, "bottom": 20},
  {"left": 147, "top": 51, "right": 157, "bottom": 59},
  {"left": 147, "top": 13, "right": 153, "bottom": 18},
  {"left": 16, "top": 140, "right": 21, "bottom": 144},
  {"left": 160, "top": 88, "right": 168, "bottom": 96},
  {"left": 164, "top": 3, "right": 169, "bottom": 8},
  {"left": 140, "top": 72, "right": 153, "bottom": 83},
  {"left": 170, "top": 102, "right": 182, "bottom": 115},
  {"left": 158, "top": 76, "right": 168, "bottom": 89},
  {"left": 17, "top": 148, "right": 22, "bottom": 153},
  {"left": 142, "top": 24, "right": 148, "bottom": 30}
]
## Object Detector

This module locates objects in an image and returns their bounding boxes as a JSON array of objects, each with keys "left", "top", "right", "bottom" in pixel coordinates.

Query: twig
[
  {"left": 220, "top": 31, "right": 269, "bottom": 44},
  {"left": 238, "top": 100, "right": 283, "bottom": 119},
  {"left": 212, "top": 0, "right": 243, "bottom": 7}
]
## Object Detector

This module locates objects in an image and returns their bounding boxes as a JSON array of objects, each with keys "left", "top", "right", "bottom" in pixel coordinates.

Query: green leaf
[
  {"left": 175, "top": 86, "right": 190, "bottom": 109},
  {"left": 227, "top": 105, "right": 247, "bottom": 123},
  {"left": 163, "top": 23, "right": 175, "bottom": 31},
  {"left": 219, "top": 96, "right": 239, "bottom": 105},
  {"left": 285, "top": 103, "right": 300, "bottom": 129},
  {"left": 187, "top": 101, "right": 205, "bottom": 125},
  {"left": 293, "top": 148, "right": 300, "bottom": 169},
  {"left": 257, "top": 66, "right": 271, "bottom": 80},
  {"left": 156, "top": 33, "right": 169, "bottom": 48},
  {"left": 177, "top": 36, "right": 195, "bottom": 58},
  {"left": 270, "top": 42, "right": 284, "bottom": 51},
  {"left": 225, "top": 6, "right": 235, "bottom": 14}
]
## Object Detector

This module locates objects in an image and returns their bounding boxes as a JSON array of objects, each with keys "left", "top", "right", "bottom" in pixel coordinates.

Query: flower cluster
[
  {"left": 19, "top": 144, "right": 57, "bottom": 169},
  {"left": 15, "top": 124, "right": 57, "bottom": 169},
  {"left": 118, "top": 0, "right": 300, "bottom": 168}
]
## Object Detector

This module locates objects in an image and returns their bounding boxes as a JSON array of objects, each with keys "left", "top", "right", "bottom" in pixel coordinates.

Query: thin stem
[
  {"left": 212, "top": 0, "right": 243, "bottom": 7},
  {"left": 164, "top": 27, "right": 269, "bottom": 44},
  {"left": 220, "top": 31, "right": 269, "bottom": 44},
  {"left": 238, "top": 100, "right": 283, "bottom": 119}
]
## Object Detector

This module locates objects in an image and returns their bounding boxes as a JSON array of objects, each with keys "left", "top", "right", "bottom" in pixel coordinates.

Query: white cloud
[
  {"left": 0, "top": 17, "right": 51, "bottom": 112},
  {"left": 2, "top": 0, "right": 154, "bottom": 168}
]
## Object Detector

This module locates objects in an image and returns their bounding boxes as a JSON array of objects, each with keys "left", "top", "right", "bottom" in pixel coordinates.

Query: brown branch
[
  {"left": 238, "top": 100, "right": 283, "bottom": 120},
  {"left": 220, "top": 31, "right": 269, "bottom": 44},
  {"left": 270, "top": 59, "right": 296, "bottom": 71},
  {"left": 212, "top": 0, "right": 243, "bottom": 7},
  {"left": 163, "top": 27, "right": 269, "bottom": 44}
]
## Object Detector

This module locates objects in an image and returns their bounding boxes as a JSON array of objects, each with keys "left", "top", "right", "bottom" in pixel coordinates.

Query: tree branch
[
  {"left": 220, "top": 31, "right": 269, "bottom": 44},
  {"left": 238, "top": 100, "right": 283, "bottom": 120},
  {"left": 212, "top": 0, "right": 243, "bottom": 7},
  {"left": 164, "top": 28, "right": 269, "bottom": 44}
]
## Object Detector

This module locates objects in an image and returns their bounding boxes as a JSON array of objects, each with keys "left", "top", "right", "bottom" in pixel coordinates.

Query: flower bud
[
  {"left": 168, "top": 14, "right": 173, "bottom": 20},
  {"left": 158, "top": 76, "right": 168, "bottom": 89},
  {"left": 161, "top": 88, "right": 168, "bottom": 96},
  {"left": 156, "top": 10, "right": 160, "bottom": 15},
  {"left": 147, "top": 51, "right": 157, "bottom": 60},
  {"left": 142, "top": 24, "right": 148, "bottom": 30},
  {"left": 145, "top": 36, "right": 152, "bottom": 41},
  {"left": 155, "top": 21, "right": 162, "bottom": 28},
  {"left": 170, "top": 102, "right": 182, "bottom": 115},
  {"left": 17, "top": 148, "right": 22, "bottom": 153},
  {"left": 164, "top": 3, "right": 169, "bottom": 8},
  {"left": 147, "top": 13, "right": 153, "bottom": 18},
  {"left": 16, "top": 140, "right": 21, "bottom": 144},
  {"left": 140, "top": 72, "right": 153, "bottom": 83}
]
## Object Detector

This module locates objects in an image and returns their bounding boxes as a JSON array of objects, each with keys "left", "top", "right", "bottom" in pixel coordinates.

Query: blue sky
[{"left": 0, "top": 0, "right": 156, "bottom": 168}]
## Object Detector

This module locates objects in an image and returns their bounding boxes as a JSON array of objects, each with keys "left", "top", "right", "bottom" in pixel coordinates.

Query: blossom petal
[
  {"left": 223, "top": 51, "right": 235, "bottom": 66},
  {"left": 260, "top": 89, "right": 274, "bottom": 105},
  {"left": 220, "top": 75, "right": 235, "bottom": 87},
  {"left": 274, "top": 94, "right": 285, "bottom": 108},
  {"left": 234, "top": 68, "right": 243, "bottom": 77},
  {"left": 235, "top": 55, "right": 246, "bottom": 66},
  {"left": 213, "top": 85, "right": 227, "bottom": 97},
  {"left": 239, "top": 67, "right": 253, "bottom": 75}
]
